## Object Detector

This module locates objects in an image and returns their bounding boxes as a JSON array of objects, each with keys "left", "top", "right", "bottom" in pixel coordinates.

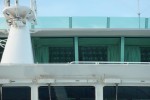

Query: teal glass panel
[
  {"left": 0, "top": 17, "right": 149, "bottom": 29},
  {"left": 0, "top": 17, "right": 8, "bottom": 29},
  {"left": 148, "top": 18, "right": 150, "bottom": 28},
  {"left": 125, "top": 38, "right": 150, "bottom": 46},
  {"left": 110, "top": 17, "right": 145, "bottom": 28},
  {"left": 35, "top": 17, "right": 69, "bottom": 28},
  {"left": 72, "top": 17, "right": 107, "bottom": 28}
]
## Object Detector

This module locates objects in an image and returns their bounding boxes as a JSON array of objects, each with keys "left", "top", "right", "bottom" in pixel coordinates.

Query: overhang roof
[{"left": 1, "top": 28, "right": 150, "bottom": 37}]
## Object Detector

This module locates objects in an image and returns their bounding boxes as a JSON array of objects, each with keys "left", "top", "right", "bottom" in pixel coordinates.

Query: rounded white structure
[
  {"left": 1, "top": 25, "right": 34, "bottom": 64},
  {"left": 1, "top": 5, "right": 36, "bottom": 64}
]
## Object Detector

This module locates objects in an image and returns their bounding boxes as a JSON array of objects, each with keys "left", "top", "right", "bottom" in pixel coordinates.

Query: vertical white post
[
  {"left": 95, "top": 84, "right": 103, "bottom": 100},
  {"left": 30, "top": 0, "right": 34, "bottom": 11},
  {"left": 31, "top": 85, "right": 39, "bottom": 100},
  {"left": 137, "top": 0, "right": 141, "bottom": 28}
]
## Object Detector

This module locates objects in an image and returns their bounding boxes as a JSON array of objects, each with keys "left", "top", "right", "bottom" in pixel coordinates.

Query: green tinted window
[
  {"left": 49, "top": 47, "right": 74, "bottom": 63},
  {"left": 79, "top": 46, "right": 107, "bottom": 61},
  {"left": 140, "top": 47, "right": 150, "bottom": 62}
]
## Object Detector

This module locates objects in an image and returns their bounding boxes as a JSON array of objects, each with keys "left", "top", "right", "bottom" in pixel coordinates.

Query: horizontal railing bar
[{"left": 69, "top": 61, "right": 150, "bottom": 64}]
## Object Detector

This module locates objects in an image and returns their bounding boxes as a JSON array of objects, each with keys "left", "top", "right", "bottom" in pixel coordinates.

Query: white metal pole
[
  {"left": 95, "top": 84, "right": 104, "bottom": 100},
  {"left": 31, "top": 85, "right": 39, "bottom": 100},
  {"left": 137, "top": 0, "right": 141, "bottom": 28},
  {"left": 15, "top": 0, "right": 19, "bottom": 6},
  {"left": 4, "top": 0, "right": 10, "bottom": 7}
]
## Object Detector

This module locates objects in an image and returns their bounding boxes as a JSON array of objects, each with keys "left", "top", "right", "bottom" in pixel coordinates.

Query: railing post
[
  {"left": 145, "top": 18, "right": 148, "bottom": 29},
  {"left": 107, "top": 17, "right": 110, "bottom": 28},
  {"left": 69, "top": 17, "right": 72, "bottom": 28}
]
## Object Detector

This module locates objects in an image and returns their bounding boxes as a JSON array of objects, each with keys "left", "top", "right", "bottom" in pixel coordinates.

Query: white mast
[
  {"left": 4, "top": 0, "right": 10, "bottom": 7},
  {"left": 137, "top": 0, "right": 141, "bottom": 28},
  {"left": 1, "top": 0, "right": 37, "bottom": 64}
]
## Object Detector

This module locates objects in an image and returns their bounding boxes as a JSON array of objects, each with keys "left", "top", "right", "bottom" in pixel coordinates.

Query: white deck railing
[{"left": 69, "top": 61, "right": 150, "bottom": 64}]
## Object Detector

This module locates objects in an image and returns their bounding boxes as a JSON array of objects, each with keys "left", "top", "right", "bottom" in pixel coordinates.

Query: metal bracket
[{"left": 0, "top": 39, "right": 7, "bottom": 48}]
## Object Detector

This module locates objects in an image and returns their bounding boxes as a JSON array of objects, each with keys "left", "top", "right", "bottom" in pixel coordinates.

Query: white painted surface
[
  {"left": 30, "top": 28, "right": 150, "bottom": 37},
  {"left": 1, "top": 5, "right": 36, "bottom": 64},
  {"left": 1, "top": 29, "right": 150, "bottom": 37},
  {"left": 0, "top": 64, "right": 149, "bottom": 85},
  {"left": 1, "top": 26, "right": 34, "bottom": 63}
]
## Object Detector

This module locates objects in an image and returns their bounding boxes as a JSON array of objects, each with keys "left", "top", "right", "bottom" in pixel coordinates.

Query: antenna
[
  {"left": 30, "top": 0, "right": 37, "bottom": 24},
  {"left": 4, "top": 0, "right": 10, "bottom": 7},
  {"left": 137, "top": 0, "right": 141, "bottom": 29},
  {"left": 15, "top": 0, "right": 19, "bottom": 6},
  {"left": 30, "top": 0, "right": 37, "bottom": 16}
]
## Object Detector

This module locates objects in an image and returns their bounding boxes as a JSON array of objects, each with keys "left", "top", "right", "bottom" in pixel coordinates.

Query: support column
[
  {"left": 74, "top": 37, "right": 79, "bottom": 62},
  {"left": 121, "top": 37, "right": 125, "bottom": 62},
  {"left": 31, "top": 85, "right": 39, "bottom": 100},
  {"left": 95, "top": 84, "right": 103, "bottom": 100}
]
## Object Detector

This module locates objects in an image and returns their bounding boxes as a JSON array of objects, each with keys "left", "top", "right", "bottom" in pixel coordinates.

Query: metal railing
[{"left": 69, "top": 61, "right": 150, "bottom": 64}]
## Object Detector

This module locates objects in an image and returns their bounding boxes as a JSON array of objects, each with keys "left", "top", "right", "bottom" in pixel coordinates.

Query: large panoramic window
[
  {"left": 78, "top": 38, "right": 120, "bottom": 61},
  {"left": 125, "top": 38, "right": 150, "bottom": 62},
  {"left": 49, "top": 47, "right": 74, "bottom": 63},
  {"left": 39, "top": 86, "right": 95, "bottom": 100},
  {"left": 2, "top": 87, "right": 31, "bottom": 100},
  {"left": 32, "top": 38, "right": 74, "bottom": 63},
  {"left": 79, "top": 46, "right": 107, "bottom": 61},
  {"left": 104, "top": 86, "right": 150, "bottom": 100}
]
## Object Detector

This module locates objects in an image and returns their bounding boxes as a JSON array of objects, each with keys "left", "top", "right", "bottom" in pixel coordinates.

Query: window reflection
[
  {"left": 104, "top": 86, "right": 150, "bottom": 100},
  {"left": 39, "top": 86, "right": 95, "bottom": 100}
]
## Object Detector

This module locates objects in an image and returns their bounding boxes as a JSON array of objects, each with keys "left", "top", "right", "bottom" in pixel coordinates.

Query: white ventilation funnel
[{"left": 1, "top": 0, "right": 37, "bottom": 64}]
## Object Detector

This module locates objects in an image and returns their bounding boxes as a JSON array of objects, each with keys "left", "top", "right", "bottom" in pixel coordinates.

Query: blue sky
[{"left": 0, "top": 0, "right": 150, "bottom": 17}]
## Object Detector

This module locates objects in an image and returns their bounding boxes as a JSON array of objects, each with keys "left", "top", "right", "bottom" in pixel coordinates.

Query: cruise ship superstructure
[{"left": 0, "top": 0, "right": 150, "bottom": 100}]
